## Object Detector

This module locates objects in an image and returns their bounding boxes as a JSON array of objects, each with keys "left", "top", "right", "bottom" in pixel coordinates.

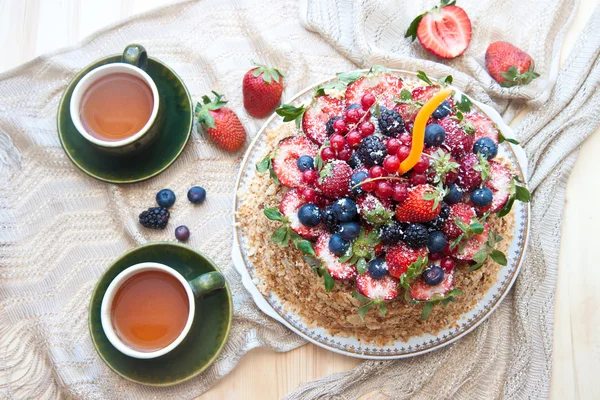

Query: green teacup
[{"left": 70, "top": 44, "right": 163, "bottom": 155}]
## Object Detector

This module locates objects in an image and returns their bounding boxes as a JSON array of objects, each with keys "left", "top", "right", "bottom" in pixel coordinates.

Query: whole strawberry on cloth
[
  {"left": 485, "top": 41, "right": 540, "bottom": 87},
  {"left": 243, "top": 62, "right": 284, "bottom": 118},
  {"left": 196, "top": 91, "right": 246, "bottom": 152}
]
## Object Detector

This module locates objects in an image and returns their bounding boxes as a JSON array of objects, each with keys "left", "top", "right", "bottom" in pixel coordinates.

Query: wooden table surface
[{"left": 1, "top": 0, "right": 598, "bottom": 399}]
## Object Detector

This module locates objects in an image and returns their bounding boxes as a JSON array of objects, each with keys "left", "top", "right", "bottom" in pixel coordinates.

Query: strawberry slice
[
  {"left": 415, "top": 6, "right": 472, "bottom": 59},
  {"left": 476, "top": 161, "right": 511, "bottom": 214},
  {"left": 409, "top": 270, "right": 454, "bottom": 301},
  {"left": 272, "top": 136, "right": 319, "bottom": 188},
  {"left": 438, "top": 116, "right": 474, "bottom": 159},
  {"left": 411, "top": 85, "right": 439, "bottom": 102},
  {"left": 345, "top": 73, "right": 403, "bottom": 109},
  {"left": 453, "top": 223, "right": 490, "bottom": 261},
  {"left": 465, "top": 113, "right": 499, "bottom": 144},
  {"left": 443, "top": 203, "right": 476, "bottom": 239},
  {"left": 356, "top": 194, "right": 395, "bottom": 225},
  {"left": 315, "top": 233, "right": 357, "bottom": 280},
  {"left": 279, "top": 189, "right": 326, "bottom": 240},
  {"left": 385, "top": 242, "right": 428, "bottom": 278},
  {"left": 302, "top": 95, "right": 344, "bottom": 145},
  {"left": 356, "top": 273, "right": 399, "bottom": 301}
]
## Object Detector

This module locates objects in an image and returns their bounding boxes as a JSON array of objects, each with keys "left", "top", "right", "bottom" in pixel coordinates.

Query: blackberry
[
  {"left": 322, "top": 205, "right": 340, "bottom": 233},
  {"left": 378, "top": 107, "right": 405, "bottom": 138},
  {"left": 379, "top": 220, "right": 405, "bottom": 245},
  {"left": 326, "top": 116, "right": 342, "bottom": 136},
  {"left": 349, "top": 152, "right": 364, "bottom": 169},
  {"left": 427, "top": 202, "right": 450, "bottom": 232},
  {"left": 403, "top": 223, "right": 428, "bottom": 249},
  {"left": 356, "top": 135, "right": 386, "bottom": 167},
  {"left": 139, "top": 207, "right": 170, "bottom": 229}
]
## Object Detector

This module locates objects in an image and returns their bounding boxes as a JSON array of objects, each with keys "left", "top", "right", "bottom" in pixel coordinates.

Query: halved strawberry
[
  {"left": 409, "top": 270, "right": 454, "bottom": 301},
  {"left": 272, "top": 136, "right": 319, "bottom": 188},
  {"left": 315, "top": 233, "right": 357, "bottom": 280},
  {"left": 476, "top": 161, "right": 511, "bottom": 214},
  {"left": 453, "top": 224, "right": 490, "bottom": 261},
  {"left": 457, "top": 153, "right": 483, "bottom": 191},
  {"left": 438, "top": 116, "right": 474, "bottom": 159},
  {"left": 356, "top": 274, "right": 399, "bottom": 301},
  {"left": 316, "top": 160, "right": 352, "bottom": 198},
  {"left": 302, "top": 95, "right": 344, "bottom": 145},
  {"left": 279, "top": 189, "right": 326, "bottom": 239},
  {"left": 395, "top": 184, "right": 442, "bottom": 223},
  {"left": 385, "top": 242, "right": 428, "bottom": 278},
  {"left": 356, "top": 194, "right": 395, "bottom": 225},
  {"left": 345, "top": 73, "right": 403, "bottom": 109},
  {"left": 465, "top": 113, "right": 499, "bottom": 144},
  {"left": 442, "top": 203, "right": 476, "bottom": 239},
  {"left": 411, "top": 85, "right": 439, "bottom": 102}
]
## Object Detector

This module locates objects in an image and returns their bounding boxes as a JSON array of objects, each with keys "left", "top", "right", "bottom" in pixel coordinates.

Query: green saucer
[
  {"left": 89, "top": 243, "right": 232, "bottom": 386},
  {"left": 58, "top": 56, "right": 193, "bottom": 184}
]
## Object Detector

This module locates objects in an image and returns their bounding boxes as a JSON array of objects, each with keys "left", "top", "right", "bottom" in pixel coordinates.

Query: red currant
[
  {"left": 321, "top": 147, "right": 336, "bottom": 162},
  {"left": 358, "top": 121, "right": 375, "bottom": 137},
  {"left": 362, "top": 180, "right": 376, "bottom": 192},
  {"left": 337, "top": 147, "right": 352, "bottom": 162},
  {"left": 361, "top": 93, "right": 376, "bottom": 110},
  {"left": 441, "top": 257, "right": 456, "bottom": 273},
  {"left": 333, "top": 118, "right": 348, "bottom": 134},
  {"left": 397, "top": 145, "right": 411, "bottom": 161},
  {"left": 369, "top": 165, "right": 385, "bottom": 178},
  {"left": 443, "top": 243, "right": 457, "bottom": 256},
  {"left": 302, "top": 188, "right": 316, "bottom": 203},
  {"left": 399, "top": 132, "right": 412, "bottom": 145},
  {"left": 383, "top": 155, "right": 401, "bottom": 174},
  {"left": 302, "top": 169, "right": 318, "bottom": 185},
  {"left": 392, "top": 183, "right": 408, "bottom": 202},
  {"left": 386, "top": 138, "right": 401, "bottom": 155},
  {"left": 346, "top": 131, "right": 362, "bottom": 147},
  {"left": 410, "top": 172, "right": 427, "bottom": 185},
  {"left": 375, "top": 181, "right": 393, "bottom": 198},
  {"left": 413, "top": 155, "right": 430, "bottom": 173},
  {"left": 345, "top": 108, "right": 361, "bottom": 124},
  {"left": 330, "top": 134, "right": 346, "bottom": 151}
]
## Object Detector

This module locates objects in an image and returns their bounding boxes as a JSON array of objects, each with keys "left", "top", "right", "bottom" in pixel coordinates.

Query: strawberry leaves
[
  {"left": 500, "top": 66, "right": 540, "bottom": 88},
  {"left": 252, "top": 62, "right": 284, "bottom": 84},
  {"left": 469, "top": 230, "right": 506, "bottom": 271},
  {"left": 416, "top": 70, "right": 434, "bottom": 86},
  {"left": 196, "top": 91, "right": 228, "bottom": 130},
  {"left": 339, "top": 227, "right": 381, "bottom": 274},
  {"left": 399, "top": 256, "right": 428, "bottom": 291},
  {"left": 450, "top": 214, "right": 486, "bottom": 253},
  {"left": 473, "top": 152, "right": 491, "bottom": 182},
  {"left": 263, "top": 208, "right": 316, "bottom": 256},
  {"left": 498, "top": 131, "right": 520, "bottom": 145},
  {"left": 303, "top": 255, "right": 335, "bottom": 292},
  {"left": 256, "top": 151, "right": 280, "bottom": 184},
  {"left": 429, "top": 149, "right": 459, "bottom": 185},
  {"left": 417, "top": 289, "right": 462, "bottom": 320},
  {"left": 276, "top": 104, "right": 306, "bottom": 129},
  {"left": 497, "top": 176, "right": 531, "bottom": 218},
  {"left": 454, "top": 92, "right": 473, "bottom": 113},
  {"left": 422, "top": 183, "right": 448, "bottom": 211},
  {"left": 352, "top": 291, "right": 387, "bottom": 320}
]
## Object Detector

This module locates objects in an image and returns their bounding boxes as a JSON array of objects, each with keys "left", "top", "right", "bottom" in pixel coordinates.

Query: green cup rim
[{"left": 88, "top": 242, "right": 233, "bottom": 386}]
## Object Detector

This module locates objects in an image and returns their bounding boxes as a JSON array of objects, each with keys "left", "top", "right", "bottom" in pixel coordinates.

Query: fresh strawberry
[
  {"left": 356, "top": 273, "right": 399, "bottom": 301},
  {"left": 457, "top": 153, "right": 485, "bottom": 191},
  {"left": 315, "top": 233, "right": 357, "bottom": 280},
  {"left": 196, "top": 91, "right": 246, "bottom": 152},
  {"left": 394, "top": 184, "right": 442, "bottom": 223},
  {"left": 317, "top": 160, "right": 352, "bottom": 198},
  {"left": 485, "top": 41, "right": 540, "bottom": 87},
  {"left": 385, "top": 242, "right": 428, "bottom": 278},
  {"left": 476, "top": 161, "right": 511, "bottom": 214},
  {"left": 279, "top": 189, "right": 325, "bottom": 239},
  {"left": 356, "top": 194, "right": 395, "bottom": 225},
  {"left": 411, "top": 85, "right": 439, "bottom": 102},
  {"left": 394, "top": 103, "right": 420, "bottom": 125},
  {"left": 465, "top": 113, "right": 499, "bottom": 144},
  {"left": 453, "top": 223, "right": 490, "bottom": 261},
  {"left": 438, "top": 116, "right": 474, "bottom": 159},
  {"left": 302, "top": 95, "right": 344, "bottom": 145},
  {"left": 272, "top": 136, "right": 319, "bottom": 188},
  {"left": 409, "top": 270, "right": 454, "bottom": 301},
  {"left": 442, "top": 203, "right": 476, "bottom": 239},
  {"left": 425, "top": 147, "right": 459, "bottom": 185},
  {"left": 243, "top": 63, "right": 284, "bottom": 118},
  {"left": 345, "top": 73, "right": 403, "bottom": 109},
  {"left": 406, "top": 2, "right": 472, "bottom": 59}
]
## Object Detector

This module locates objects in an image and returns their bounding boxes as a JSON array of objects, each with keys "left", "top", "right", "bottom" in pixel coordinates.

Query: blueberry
[
  {"left": 175, "top": 225, "right": 190, "bottom": 241},
  {"left": 473, "top": 137, "right": 498, "bottom": 160},
  {"left": 187, "top": 186, "right": 206, "bottom": 204},
  {"left": 339, "top": 221, "right": 360, "bottom": 241},
  {"left": 368, "top": 258, "right": 388, "bottom": 279},
  {"left": 471, "top": 187, "right": 493, "bottom": 207},
  {"left": 424, "top": 124, "right": 446, "bottom": 147},
  {"left": 432, "top": 100, "right": 451, "bottom": 119},
  {"left": 422, "top": 265, "right": 445, "bottom": 286},
  {"left": 350, "top": 170, "right": 369, "bottom": 195},
  {"left": 156, "top": 189, "right": 176, "bottom": 208},
  {"left": 332, "top": 198, "right": 358, "bottom": 222},
  {"left": 444, "top": 183, "right": 463, "bottom": 204},
  {"left": 329, "top": 233, "right": 350, "bottom": 255},
  {"left": 427, "top": 231, "right": 447, "bottom": 253},
  {"left": 298, "top": 204, "right": 321, "bottom": 227},
  {"left": 297, "top": 155, "right": 315, "bottom": 171}
]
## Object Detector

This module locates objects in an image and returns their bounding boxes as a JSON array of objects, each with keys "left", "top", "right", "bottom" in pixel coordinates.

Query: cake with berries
[{"left": 237, "top": 67, "right": 530, "bottom": 344}]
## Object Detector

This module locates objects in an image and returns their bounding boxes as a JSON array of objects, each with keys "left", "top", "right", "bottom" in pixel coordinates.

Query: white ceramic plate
[{"left": 232, "top": 70, "right": 530, "bottom": 359}]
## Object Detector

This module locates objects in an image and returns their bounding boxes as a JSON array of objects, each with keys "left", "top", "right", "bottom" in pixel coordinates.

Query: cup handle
[
  {"left": 189, "top": 271, "right": 226, "bottom": 298},
  {"left": 122, "top": 44, "right": 148, "bottom": 70}
]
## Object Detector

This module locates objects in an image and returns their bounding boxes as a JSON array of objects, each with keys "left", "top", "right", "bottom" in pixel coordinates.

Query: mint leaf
[
  {"left": 358, "top": 303, "right": 373, "bottom": 320},
  {"left": 400, "top": 89, "right": 412, "bottom": 101},
  {"left": 416, "top": 70, "right": 434, "bottom": 86},
  {"left": 270, "top": 227, "right": 288, "bottom": 243},
  {"left": 378, "top": 302, "right": 387, "bottom": 316},
  {"left": 455, "top": 93, "right": 473, "bottom": 113},
  {"left": 264, "top": 208, "right": 284, "bottom": 221},
  {"left": 490, "top": 249, "right": 507, "bottom": 265},
  {"left": 295, "top": 240, "right": 315, "bottom": 256},
  {"left": 314, "top": 81, "right": 346, "bottom": 97},
  {"left": 336, "top": 71, "right": 364, "bottom": 86},
  {"left": 498, "top": 131, "right": 520, "bottom": 145},
  {"left": 470, "top": 221, "right": 484, "bottom": 234},
  {"left": 276, "top": 104, "right": 306, "bottom": 128},
  {"left": 323, "top": 268, "right": 335, "bottom": 292},
  {"left": 421, "top": 302, "right": 433, "bottom": 320},
  {"left": 515, "top": 185, "right": 531, "bottom": 202},
  {"left": 441, "top": 75, "right": 453, "bottom": 85},
  {"left": 352, "top": 291, "right": 371, "bottom": 303},
  {"left": 256, "top": 154, "right": 271, "bottom": 173}
]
